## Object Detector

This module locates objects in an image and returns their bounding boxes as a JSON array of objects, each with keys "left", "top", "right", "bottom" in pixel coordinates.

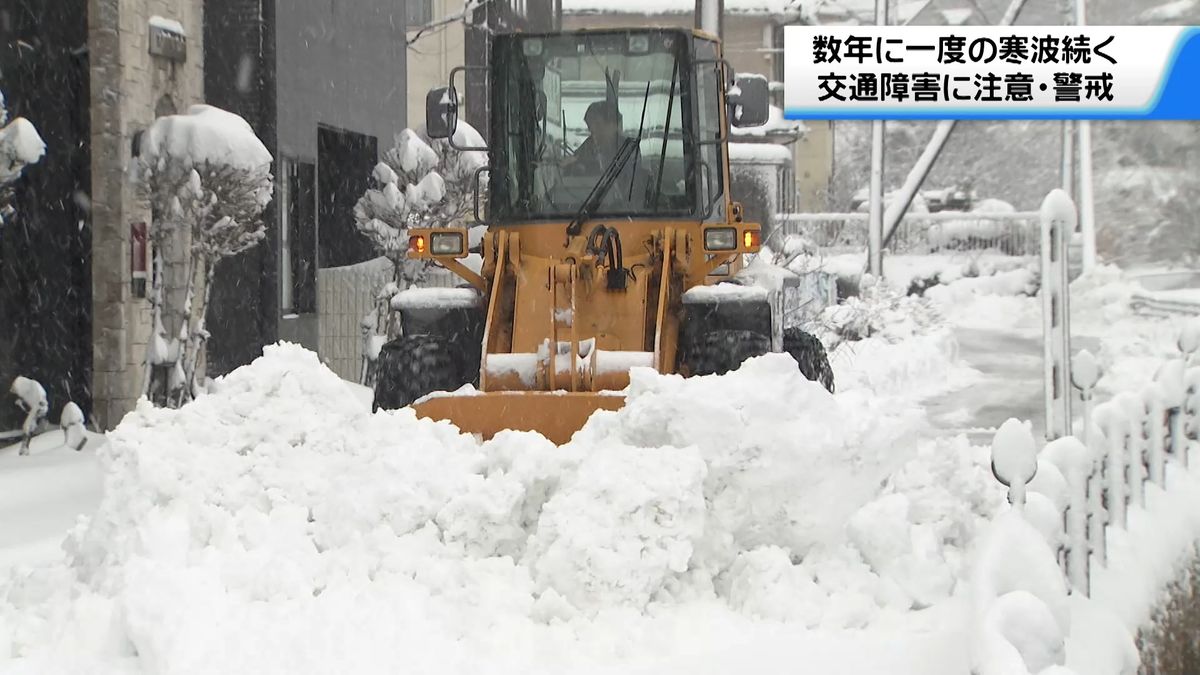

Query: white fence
[
  {"left": 969, "top": 325, "right": 1199, "bottom": 674},
  {"left": 997, "top": 325, "right": 1200, "bottom": 597},
  {"left": 774, "top": 211, "right": 1041, "bottom": 256}
]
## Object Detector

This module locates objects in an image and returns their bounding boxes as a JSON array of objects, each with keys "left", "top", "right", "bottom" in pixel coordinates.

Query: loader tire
[
  {"left": 372, "top": 334, "right": 468, "bottom": 412},
  {"left": 680, "top": 329, "right": 771, "bottom": 377},
  {"left": 783, "top": 327, "right": 835, "bottom": 393}
]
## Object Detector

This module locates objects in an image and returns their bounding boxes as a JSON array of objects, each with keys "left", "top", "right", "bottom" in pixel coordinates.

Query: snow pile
[
  {"left": 969, "top": 420, "right": 1077, "bottom": 675},
  {"left": 1138, "top": 0, "right": 1198, "bottom": 23},
  {"left": 1, "top": 341, "right": 1007, "bottom": 672},
  {"left": 138, "top": 104, "right": 272, "bottom": 177}
]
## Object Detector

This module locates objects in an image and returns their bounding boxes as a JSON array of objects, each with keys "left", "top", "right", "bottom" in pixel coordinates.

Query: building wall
[
  {"left": 406, "top": 0, "right": 467, "bottom": 130},
  {"left": 275, "top": 0, "right": 408, "bottom": 161},
  {"left": 272, "top": 0, "right": 407, "bottom": 371},
  {"left": 90, "top": 0, "right": 205, "bottom": 429},
  {"left": 561, "top": 12, "right": 833, "bottom": 211}
]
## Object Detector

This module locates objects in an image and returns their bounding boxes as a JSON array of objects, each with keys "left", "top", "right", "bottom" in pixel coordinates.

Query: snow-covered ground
[
  {"left": 0, "top": 259, "right": 1195, "bottom": 675},
  {"left": 0, "top": 434, "right": 103, "bottom": 570}
]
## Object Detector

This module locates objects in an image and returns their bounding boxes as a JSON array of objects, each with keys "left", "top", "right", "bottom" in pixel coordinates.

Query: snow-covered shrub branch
[
  {"left": 132, "top": 104, "right": 273, "bottom": 407},
  {"left": 0, "top": 89, "right": 46, "bottom": 228},
  {"left": 406, "top": 0, "right": 487, "bottom": 46},
  {"left": 814, "top": 274, "right": 943, "bottom": 348},
  {"left": 354, "top": 123, "right": 485, "bottom": 339}
]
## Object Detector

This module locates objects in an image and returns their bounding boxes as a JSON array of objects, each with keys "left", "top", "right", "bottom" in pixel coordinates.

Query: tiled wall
[{"left": 317, "top": 258, "right": 460, "bottom": 382}]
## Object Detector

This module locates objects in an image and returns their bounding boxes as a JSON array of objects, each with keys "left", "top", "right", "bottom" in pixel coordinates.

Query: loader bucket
[{"left": 411, "top": 391, "right": 627, "bottom": 445}]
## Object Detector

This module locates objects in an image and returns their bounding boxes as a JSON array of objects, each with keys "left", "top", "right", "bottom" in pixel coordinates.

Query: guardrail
[{"left": 774, "top": 211, "right": 1041, "bottom": 256}]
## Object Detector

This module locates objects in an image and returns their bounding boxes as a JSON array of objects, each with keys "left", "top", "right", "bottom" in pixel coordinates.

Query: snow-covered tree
[
  {"left": 0, "top": 89, "right": 46, "bottom": 228},
  {"left": 132, "top": 104, "right": 274, "bottom": 407},
  {"left": 354, "top": 123, "right": 486, "bottom": 339}
]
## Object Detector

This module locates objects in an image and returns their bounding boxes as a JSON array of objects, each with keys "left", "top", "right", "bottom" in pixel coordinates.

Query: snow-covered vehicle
[{"left": 926, "top": 198, "right": 1032, "bottom": 255}]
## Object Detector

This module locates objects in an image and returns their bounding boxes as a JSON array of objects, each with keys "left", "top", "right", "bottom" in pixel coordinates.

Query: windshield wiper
[{"left": 565, "top": 136, "right": 639, "bottom": 238}]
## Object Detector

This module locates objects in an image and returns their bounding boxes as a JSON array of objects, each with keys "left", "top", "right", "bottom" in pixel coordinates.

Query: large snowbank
[{"left": 1, "top": 339, "right": 1006, "bottom": 673}]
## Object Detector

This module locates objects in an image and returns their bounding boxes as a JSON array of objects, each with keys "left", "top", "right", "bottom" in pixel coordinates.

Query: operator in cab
[{"left": 563, "top": 101, "right": 629, "bottom": 176}]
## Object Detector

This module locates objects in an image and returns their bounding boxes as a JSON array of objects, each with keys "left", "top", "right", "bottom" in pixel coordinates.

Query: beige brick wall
[
  {"left": 406, "top": 0, "right": 467, "bottom": 130},
  {"left": 90, "top": 0, "right": 205, "bottom": 429}
]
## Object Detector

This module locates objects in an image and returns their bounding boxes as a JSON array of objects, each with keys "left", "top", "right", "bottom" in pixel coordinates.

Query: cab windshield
[{"left": 490, "top": 31, "right": 700, "bottom": 222}]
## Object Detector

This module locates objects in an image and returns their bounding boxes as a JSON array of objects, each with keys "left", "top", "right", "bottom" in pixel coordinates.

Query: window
[
  {"left": 491, "top": 31, "right": 697, "bottom": 222},
  {"left": 280, "top": 159, "right": 316, "bottom": 314},
  {"left": 694, "top": 38, "right": 726, "bottom": 220},
  {"left": 770, "top": 24, "right": 786, "bottom": 108},
  {"left": 407, "top": 0, "right": 433, "bottom": 27}
]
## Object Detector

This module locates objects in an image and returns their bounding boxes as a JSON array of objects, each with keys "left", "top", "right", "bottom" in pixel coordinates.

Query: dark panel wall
[
  {"left": 203, "top": 0, "right": 278, "bottom": 376},
  {"left": 0, "top": 0, "right": 91, "bottom": 427},
  {"left": 205, "top": 0, "right": 408, "bottom": 376}
]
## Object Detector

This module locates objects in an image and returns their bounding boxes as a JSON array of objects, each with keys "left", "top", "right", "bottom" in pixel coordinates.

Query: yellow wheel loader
[{"left": 373, "top": 28, "right": 833, "bottom": 443}]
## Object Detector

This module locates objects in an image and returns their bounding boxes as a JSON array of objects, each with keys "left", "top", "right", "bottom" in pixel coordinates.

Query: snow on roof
[
  {"left": 730, "top": 105, "right": 806, "bottom": 138},
  {"left": 562, "top": 0, "right": 804, "bottom": 16},
  {"left": 140, "top": 104, "right": 272, "bottom": 172},
  {"left": 1138, "top": 0, "right": 1197, "bottom": 22},
  {"left": 728, "top": 142, "right": 793, "bottom": 163},
  {"left": 149, "top": 15, "right": 185, "bottom": 35},
  {"left": 895, "top": 0, "right": 933, "bottom": 23},
  {"left": 939, "top": 8, "right": 974, "bottom": 24},
  {"left": 821, "top": 0, "right": 975, "bottom": 24}
]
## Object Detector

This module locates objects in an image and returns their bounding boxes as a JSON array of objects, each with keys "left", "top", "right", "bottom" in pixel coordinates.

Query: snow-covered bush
[
  {"left": 815, "top": 274, "right": 942, "bottom": 348},
  {"left": 132, "top": 104, "right": 274, "bottom": 407},
  {"left": 354, "top": 123, "right": 486, "bottom": 339},
  {"left": 10, "top": 375, "right": 48, "bottom": 455},
  {"left": 0, "top": 89, "right": 46, "bottom": 228}
]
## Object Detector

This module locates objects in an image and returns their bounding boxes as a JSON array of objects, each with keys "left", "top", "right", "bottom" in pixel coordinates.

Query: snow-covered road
[
  {"left": 0, "top": 435, "right": 102, "bottom": 569},
  {"left": 925, "top": 328, "right": 1100, "bottom": 443}
]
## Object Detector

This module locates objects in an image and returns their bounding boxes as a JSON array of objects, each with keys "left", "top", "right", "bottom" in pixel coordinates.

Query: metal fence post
[
  {"left": 1040, "top": 190, "right": 1076, "bottom": 440},
  {"left": 1099, "top": 406, "right": 1129, "bottom": 529},
  {"left": 1146, "top": 385, "right": 1167, "bottom": 487}
]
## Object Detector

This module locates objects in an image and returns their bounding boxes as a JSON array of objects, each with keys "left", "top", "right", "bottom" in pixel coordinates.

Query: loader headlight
[
  {"left": 430, "top": 232, "right": 465, "bottom": 255},
  {"left": 704, "top": 227, "right": 737, "bottom": 251}
]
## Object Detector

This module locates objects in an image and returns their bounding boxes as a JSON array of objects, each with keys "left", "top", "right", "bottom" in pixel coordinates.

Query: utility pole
[
  {"left": 1074, "top": 0, "right": 1098, "bottom": 273},
  {"left": 694, "top": 0, "right": 723, "bottom": 37},
  {"left": 878, "top": 0, "right": 1030, "bottom": 250},
  {"left": 867, "top": 0, "right": 888, "bottom": 278}
]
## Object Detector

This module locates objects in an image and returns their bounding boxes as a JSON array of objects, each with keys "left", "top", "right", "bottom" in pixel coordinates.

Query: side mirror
[
  {"left": 426, "top": 86, "right": 459, "bottom": 139},
  {"left": 729, "top": 74, "right": 770, "bottom": 128}
]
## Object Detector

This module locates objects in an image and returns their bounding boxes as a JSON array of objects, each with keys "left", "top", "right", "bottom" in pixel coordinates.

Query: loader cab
[{"left": 427, "top": 29, "right": 769, "bottom": 228}]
